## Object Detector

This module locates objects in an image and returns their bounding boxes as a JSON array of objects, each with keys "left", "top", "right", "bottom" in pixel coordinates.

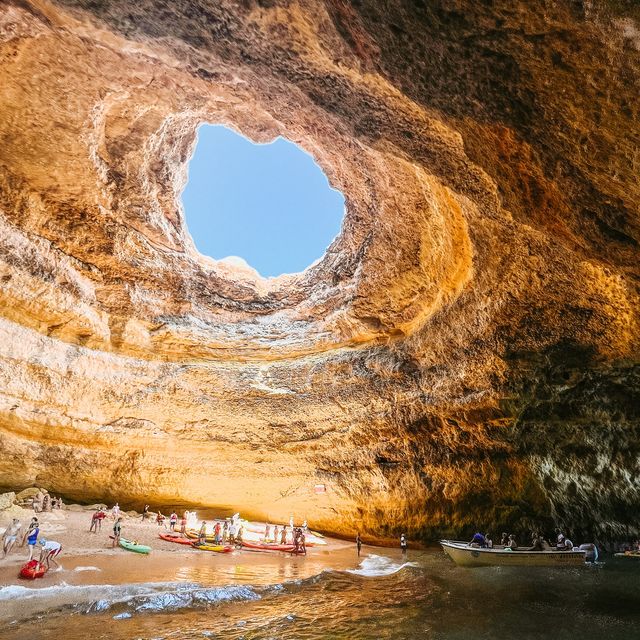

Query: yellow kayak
[{"left": 191, "top": 541, "right": 233, "bottom": 553}]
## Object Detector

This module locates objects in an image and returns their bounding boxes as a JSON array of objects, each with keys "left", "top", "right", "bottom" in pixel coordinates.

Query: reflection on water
[{"left": 3, "top": 551, "right": 640, "bottom": 640}]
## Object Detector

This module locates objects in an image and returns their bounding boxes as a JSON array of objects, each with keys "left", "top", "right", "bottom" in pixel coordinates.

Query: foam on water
[
  {"left": 74, "top": 566, "right": 102, "bottom": 572},
  {"left": 345, "top": 554, "right": 418, "bottom": 577}
]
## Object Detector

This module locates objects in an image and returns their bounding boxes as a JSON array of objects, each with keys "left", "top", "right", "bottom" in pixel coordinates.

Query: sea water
[{"left": 2, "top": 550, "right": 639, "bottom": 639}]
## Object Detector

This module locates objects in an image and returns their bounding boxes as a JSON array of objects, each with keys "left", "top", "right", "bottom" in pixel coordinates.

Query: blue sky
[{"left": 181, "top": 125, "right": 345, "bottom": 277}]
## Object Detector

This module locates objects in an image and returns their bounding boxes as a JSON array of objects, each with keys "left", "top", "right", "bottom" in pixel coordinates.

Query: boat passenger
[
  {"left": 506, "top": 534, "right": 518, "bottom": 551},
  {"left": 485, "top": 533, "right": 493, "bottom": 548},
  {"left": 500, "top": 532, "right": 508, "bottom": 546},
  {"left": 469, "top": 532, "right": 486, "bottom": 548},
  {"left": 529, "top": 533, "right": 545, "bottom": 551},
  {"left": 562, "top": 538, "right": 574, "bottom": 550},
  {"left": 555, "top": 529, "right": 565, "bottom": 548}
]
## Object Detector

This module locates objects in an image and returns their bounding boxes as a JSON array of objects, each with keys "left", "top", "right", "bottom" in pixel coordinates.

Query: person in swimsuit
[
  {"left": 198, "top": 522, "right": 207, "bottom": 544},
  {"left": 280, "top": 526, "right": 288, "bottom": 545},
  {"left": 180, "top": 513, "right": 187, "bottom": 536},
  {"left": 2, "top": 519, "right": 22, "bottom": 557},
  {"left": 89, "top": 508, "right": 106, "bottom": 533},
  {"left": 272, "top": 525, "right": 279, "bottom": 545},
  {"left": 169, "top": 512, "right": 178, "bottom": 531},
  {"left": 356, "top": 532, "right": 362, "bottom": 557},
  {"left": 400, "top": 534, "right": 408, "bottom": 554},
  {"left": 25, "top": 519, "right": 40, "bottom": 560},
  {"left": 39, "top": 538, "right": 62, "bottom": 569},
  {"left": 112, "top": 517, "right": 122, "bottom": 548},
  {"left": 111, "top": 503, "right": 120, "bottom": 520},
  {"left": 213, "top": 522, "right": 221, "bottom": 545},
  {"left": 264, "top": 523, "right": 271, "bottom": 543},
  {"left": 142, "top": 504, "right": 150, "bottom": 521}
]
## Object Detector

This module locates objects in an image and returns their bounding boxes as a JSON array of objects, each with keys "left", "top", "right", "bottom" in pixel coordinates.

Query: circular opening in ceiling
[{"left": 181, "top": 124, "right": 345, "bottom": 278}]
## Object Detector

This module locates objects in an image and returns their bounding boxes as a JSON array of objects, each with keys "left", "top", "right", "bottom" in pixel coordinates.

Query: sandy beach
[{"left": 0, "top": 504, "right": 365, "bottom": 624}]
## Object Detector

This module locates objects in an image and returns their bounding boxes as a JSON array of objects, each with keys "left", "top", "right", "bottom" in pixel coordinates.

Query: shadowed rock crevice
[{"left": 0, "top": 0, "right": 638, "bottom": 541}]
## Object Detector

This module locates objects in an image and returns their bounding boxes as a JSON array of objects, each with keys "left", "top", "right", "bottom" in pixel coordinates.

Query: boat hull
[{"left": 440, "top": 540, "right": 585, "bottom": 567}]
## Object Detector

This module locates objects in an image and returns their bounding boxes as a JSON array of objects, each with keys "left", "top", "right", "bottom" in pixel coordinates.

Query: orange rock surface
[{"left": 0, "top": 0, "right": 638, "bottom": 540}]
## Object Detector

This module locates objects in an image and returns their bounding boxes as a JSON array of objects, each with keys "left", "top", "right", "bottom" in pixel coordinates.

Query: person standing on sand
[
  {"left": 273, "top": 525, "right": 279, "bottom": 545},
  {"left": 112, "top": 517, "right": 122, "bottom": 548},
  {"left": 264, "top": 523, "right": 271, "bottom": 543},
  {"left": 198, "top": 521, "right": 207, "bottom": 544},
  {"left": 169, "top": 512, "right": 178, "bottom": 531},
  {"left": 280, "top": 525, "right": 288, "bottom": 545},
  {"left": 25, "top": 518, "right": 40, "bottom": 560},
  {"left": 356, "top": 532, "right": 362, "bottom": 557},
  {"left": 90, "top": 508, "right": 106, "bottom": 533},
  {"left": 2, "top": 518, "right": 22, "bottom": 557},
  {"left": 180, "top": 513, "right": 187, "bottom": 536},
  {"left": 213, "top": 522, "right": 221, "bottom": 545},
  {"left": 141, "top": 504, "right": 150, "bottom": 521},
  {"left": 400, "top": 534, "right": 408, "bottom": 555},
  {"left": 111, "top": 503, "right": 120, "bottom": 520}
]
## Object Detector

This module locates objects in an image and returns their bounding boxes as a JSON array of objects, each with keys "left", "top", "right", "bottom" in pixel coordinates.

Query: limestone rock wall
[{"left": 0, "top": 0, "right": 638, "bottom": 541}]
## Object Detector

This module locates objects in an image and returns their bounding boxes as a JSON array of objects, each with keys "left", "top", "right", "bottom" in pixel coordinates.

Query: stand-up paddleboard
[
  {"left": 119, "top": 537, "right": 151, "bottom": 554},
  {"left": 19, "top": 560, "right": 48, "bottom": 579}
]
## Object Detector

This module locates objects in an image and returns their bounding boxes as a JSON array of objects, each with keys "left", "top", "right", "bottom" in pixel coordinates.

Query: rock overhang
[{"left": 0, "top": 0, "right": 638, "bottom": 540}]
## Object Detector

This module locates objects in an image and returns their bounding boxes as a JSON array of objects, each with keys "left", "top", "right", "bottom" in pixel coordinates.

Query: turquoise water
[{"left": 2, "top": 550, "right": 639, "bottom": 639}]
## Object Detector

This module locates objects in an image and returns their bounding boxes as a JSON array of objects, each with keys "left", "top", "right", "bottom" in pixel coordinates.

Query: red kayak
[
  {"left": 19, "top": 560, "right": 48, "bottom": 580},
  {"left": 241, "top": 540, "right": 297, "bottom": 553},
  {"left": 159, "top": 533, "right": 194, "bottom": 546}
]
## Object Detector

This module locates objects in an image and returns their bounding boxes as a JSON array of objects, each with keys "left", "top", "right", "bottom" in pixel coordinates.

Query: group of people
[
  {"left": 1, "top": 516, "right": 62, "bottom": 569},
  {"left": 31, "top": 491, "right": 63, "bottom": 513},
  {"left": 468, "top": 528, "right": 599, "bottom": 558}
]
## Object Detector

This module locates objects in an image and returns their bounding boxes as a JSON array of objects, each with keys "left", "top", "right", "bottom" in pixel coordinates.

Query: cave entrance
[{"left": 182, "top": 124, "right": 345, "bottom": 278}]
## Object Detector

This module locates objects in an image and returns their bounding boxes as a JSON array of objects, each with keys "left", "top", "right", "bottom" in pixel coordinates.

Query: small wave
[
  {"left": 131, "top": 585, "right": 260, "bottom": 613},
  {"left": 74, "top": 566, "right": 102, "bottom": 573},
  {"left": 345, "top": 554, "right": 418, "bottom": 577}
]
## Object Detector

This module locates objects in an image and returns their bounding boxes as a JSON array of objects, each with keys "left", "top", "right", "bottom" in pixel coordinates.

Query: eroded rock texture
[{"left": 0, "top": 0, "right": 638, "bottom": 541}]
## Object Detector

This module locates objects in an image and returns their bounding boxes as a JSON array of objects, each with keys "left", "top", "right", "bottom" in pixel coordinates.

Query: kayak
[
  {"left": 159, "top": 533, "right": 194, "bottom": 545},
  {"left": 19, "top": 560, "right": 48, "bottom": 579},
  {"left": 191, "top": 542, "right": 233, "bottom": 553},
  {"left": 614, "top": 551, "right": 640, "bottom": 559},
  {"left": 241, "top": 540, "right": 296, "bottom": 553},
  {"left": 119, "top": 537, "right": 151, "bottom": 554}
]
